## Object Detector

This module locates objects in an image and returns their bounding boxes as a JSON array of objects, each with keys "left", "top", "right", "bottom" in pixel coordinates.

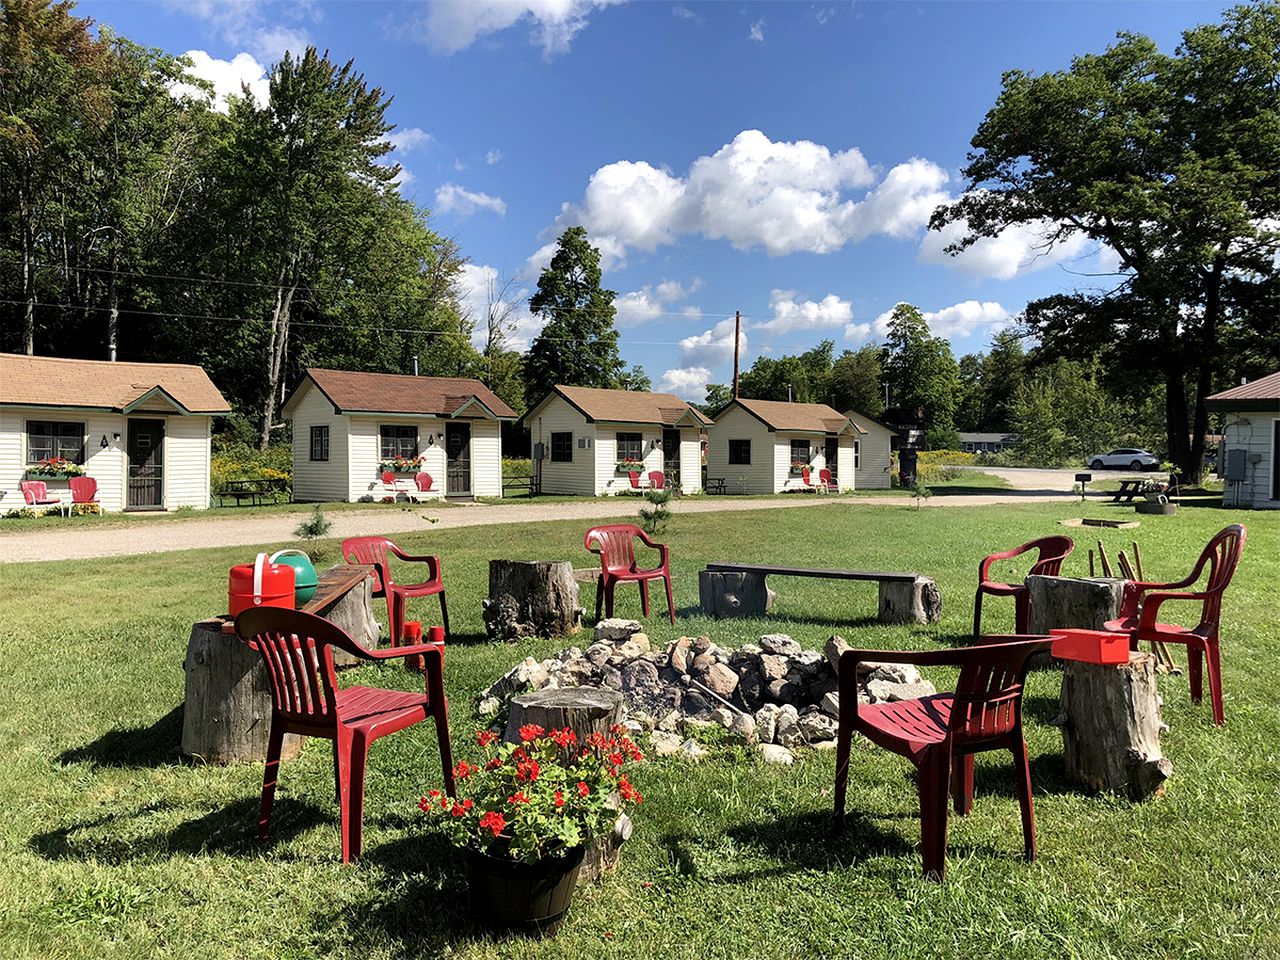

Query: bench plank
[{"left": 705, "top": 562, "right": 919, "bottom": 583}]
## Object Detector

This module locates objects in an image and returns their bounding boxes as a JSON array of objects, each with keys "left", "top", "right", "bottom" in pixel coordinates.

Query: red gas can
[{"left": 229, "top": 553, "right": 297, "bottom": 617}]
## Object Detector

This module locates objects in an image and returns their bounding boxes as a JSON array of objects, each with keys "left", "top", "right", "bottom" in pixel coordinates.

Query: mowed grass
[{"left": 0, "top": 501, "right": 1277, "bottom": 959}]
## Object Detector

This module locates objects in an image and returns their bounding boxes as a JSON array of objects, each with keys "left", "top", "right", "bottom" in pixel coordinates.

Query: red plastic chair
[
  {"left": 342, "top": 536, "right": 448, "bottom": 645},
  {"left": 584, "top": 523, "right": 675, "bottom": 624},
  {"left": 648, "top": 471, "right": 665, "bottom": 490},
  {"left": 833, "top": 635, "right": 1053, "bottom": 880},
  {"left": 819, "top": 468, "right": 837, "bottom": 493},
  {"left": 235, "top": 608, "right": 454, "bottom": 862},
  {"left": 973, "top": 536, "right": 1074, "bottom": 637},
  {"left": 69, "top": 476, "right": 101, "bottom": 514},
  {"left": 1103, "top": 523, "right": 1245, "bottom": 726},
  {"left": 20, "top": 479, "right": 66, "bottom": 516}
]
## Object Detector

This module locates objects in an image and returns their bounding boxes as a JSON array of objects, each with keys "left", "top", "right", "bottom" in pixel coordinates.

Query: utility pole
[{"left": 732, "top": 310, "right": 741, "bottom": 398}]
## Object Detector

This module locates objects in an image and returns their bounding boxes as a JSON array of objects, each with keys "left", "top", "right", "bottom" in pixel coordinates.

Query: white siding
[
  {"left": 679, "top": 429, "right": 702, "bottom": 494},
  {"left": 346, "top": 415, "right": 448, "bottom": 502},
  {"left": 598, "top": 425, "right": 665, "bottom": 495},
  {"left": 706, "top": 405, "right": 776, "bottom": 494},
  {"left": 347, "top": 417, "right": 381, "bottom": 501},
  {"left": 470, "top": 419, "right": 503, "bottom": 498},
  {"left": 163, "top": 415, "right": 213, "bottom": 509},
  {"left": 1221, "top": 414, "right": 1279, "bottom": 509},
  {"left": 289, "top": 383, "right": 349, "bottom": 502},
  {"left": 847, "top": 415, "right": 894, "bottom": 489},
  {"left": 529, "top": 397, "right": 597, "bottom": 496},
  {"left": 837, "top": 437, "right": 856, "bottom": 491}
]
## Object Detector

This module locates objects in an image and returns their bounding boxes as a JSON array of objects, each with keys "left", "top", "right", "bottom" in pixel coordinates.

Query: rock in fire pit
[{"left": 477, "top": 618, "right": 936, "bottom": 764}]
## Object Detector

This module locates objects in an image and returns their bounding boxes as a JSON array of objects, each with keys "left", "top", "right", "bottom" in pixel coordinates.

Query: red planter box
[{"left": 1050, "top": 629, "right": 1130, "bottom": 665}]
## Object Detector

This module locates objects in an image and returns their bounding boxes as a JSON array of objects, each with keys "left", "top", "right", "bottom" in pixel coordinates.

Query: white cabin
[
  {"left": 845, "top": 411, "right": 897, "bottom": 490},
  {"left": 0, "top": 353, "right": 228, "bottom": 514},
  {"left": 1208, "top": 373, "right": 1280, "bottom": 509},
  {"left": 521, "top": 386, "right": 710, "bottom": 495},
  {"left": 283, "top": 368, "right": 517, "bottom": 502}
]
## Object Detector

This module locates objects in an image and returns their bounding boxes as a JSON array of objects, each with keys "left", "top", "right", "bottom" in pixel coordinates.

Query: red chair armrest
[
  {"left": 362, "top": 640, "right": 445, "bottom": 662},
  {"left": 387, "top": 547, "right": 441, "bottom": 580},
  {"left": 979, "top": 544, "right": 1031, "bottom": 583},
  {"left": 1138, "top": 591, "right": 1210, "bottom": 632},
  {"left": 634, "top": 531, "right": 670, "bottom": 565}
]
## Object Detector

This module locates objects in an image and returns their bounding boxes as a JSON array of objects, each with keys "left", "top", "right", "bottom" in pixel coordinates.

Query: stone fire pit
[{"left": 477, "top": 618, "right": 936, "bottom": 765}]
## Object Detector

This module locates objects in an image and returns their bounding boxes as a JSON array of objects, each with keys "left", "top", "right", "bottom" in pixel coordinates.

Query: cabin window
[
  {"left": 728, "top": 439, "right": 751, "bottom": 465},
  {"left": 27, "top": 420, "right": 85, "bottom": 464},
  {"left": 854, "top": 440, "right": 861, "bottom": 470},
  {"left": 379, "top": 425, "right": 418, "bottom": 460},
  {"left": 790, "top": 439, "right": 811, "bottom": 464},
  {"left": 616, "top": 432, "right": 642, "bottom": 463},
  {"left": 551, "top": 432, "right": 573, "bottom": 463},
  {"left": 310, "top": 425, "right": 329, "bottom": 462}
]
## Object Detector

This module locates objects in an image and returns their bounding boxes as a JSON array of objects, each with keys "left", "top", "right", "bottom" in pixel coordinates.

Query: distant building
[
  {"left": 1206, "top": 373, "right": 1280, "bottom": 509},
  {"left": 844, "top": 411, "right": 897, "bottom": 489},
  {"left": 959, "top": 432, "right": 1019, "bottom": 455}
]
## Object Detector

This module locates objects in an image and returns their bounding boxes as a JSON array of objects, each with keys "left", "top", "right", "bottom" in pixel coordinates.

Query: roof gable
[
  {"left": 1206, "top": 371, "right": 1280, "bottom": 409},
  {"left": 722, "top": 398, "right": 864, "bottom": 435},
  {"left": 289, "top": 368, "right": 518, "bottom": 420},
  {"left": 0, "top": 353, "right": 229, "bottom": 414},
  {"left": 524, "top": 385, "right": 710, "bottom": 428}
]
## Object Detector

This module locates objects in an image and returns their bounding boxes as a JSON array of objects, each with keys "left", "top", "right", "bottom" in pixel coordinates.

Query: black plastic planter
[{"left": 462, "top": 844, "right": 585, "bottom": 937}]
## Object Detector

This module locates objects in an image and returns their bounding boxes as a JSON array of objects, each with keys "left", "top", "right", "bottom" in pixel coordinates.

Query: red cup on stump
[{"left": 403, "top": 622, "right": 444, "bottom": 673}]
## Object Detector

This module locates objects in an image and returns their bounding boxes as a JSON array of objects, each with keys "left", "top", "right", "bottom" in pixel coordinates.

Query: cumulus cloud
[
  {"left": 174, "top": 0, "right": 310, "bottom": 61},
  {"left": 389, "top": 128, "right": 431, "bottom": 154},
  {"left": 435, "top": 183, "right": 507, "bottom": 218},
  {"left": 485, "top": 149, "right": 503, "bottom": 165},
  {"left": 757, "top": 289, "right": 853, "bottom": 334},
  {"left": 672, "top": 4, "right": 701, "bottom": 21},
  {"left": 919, "top": 216, "right": 1090, "bottom": 280},
  {"left": 680, "top": 317, "right": 744, "bottom": 367},
  {"left": 850, "top": 299, "right": 1014, "bottom": 346},
  {"left": 657, "top": 366, "right": 712, "bottom": 401},
  {"left": 417, "top": 0, "right": 626, "bottom": 57},
  {"left": 612, "top": 278, "right": 702, "bottom": 326},
  {"left": 171, "top": 50, "right": 269, "bottom": 111},
  {"left": 748, "top": 18, "right": 765, "bottom": 42},
  {"left": 521, "top": 233, "right": 628, "bottom": 279}
]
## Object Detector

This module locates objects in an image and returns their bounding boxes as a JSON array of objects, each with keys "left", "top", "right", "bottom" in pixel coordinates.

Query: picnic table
[
  {"left": 705, "top": 477, "right": 728, "bottom": 494},
  {"left": 218, "top": 477, "right": 289, "bottom": 506},
  {"left": 503, "top": 474, "right": 541, "bottom": 496},
  {"left": 1109, "top": 479, "right": 1146, "bottom": 503}
]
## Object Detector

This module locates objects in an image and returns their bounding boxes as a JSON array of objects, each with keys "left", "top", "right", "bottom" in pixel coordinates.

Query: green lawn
[{"left": 1, "top": 502, "right": 1276, "bottom": 958}]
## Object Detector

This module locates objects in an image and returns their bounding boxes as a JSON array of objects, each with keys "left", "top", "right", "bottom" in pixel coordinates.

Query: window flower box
[
  {"left": 26, "top": 457, "right": 86, "bottom": 478},
  {"left": 788, "top": 460, "right": 809, "bottom": 476},
  {"left": 615, "top": 459, "right": 643, "bottom": 474},
  {"left": 379, "top": 456, "right": 423, "bottom": 474}
]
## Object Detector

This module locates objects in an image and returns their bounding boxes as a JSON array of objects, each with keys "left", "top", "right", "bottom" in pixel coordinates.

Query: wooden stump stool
[
  {"left": 1056, "top": 651, "right": 1173, "bottom": 800},
  {"left": 504, "top": 687, "right": 628, "bottom": 881},
  {"left": 484, "top": 560, "right": 582, "bottom": 641},
  {"left": 877, "top": 576, "right": 942, "bottom": 625},
  {"left": 698, "top": 570, "right": 776, "bottom": 618},
  {"left": 1025, "top": 574, "right": 1124, "bottom": 633}
]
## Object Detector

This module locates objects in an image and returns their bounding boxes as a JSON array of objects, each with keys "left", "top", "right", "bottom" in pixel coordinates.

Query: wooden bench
[
  {"left": 700, "top": 562, "right": 942, "bottom": 625},
  {"left": 1109, "top": 479, "right": 1146, "bottom": 503}
]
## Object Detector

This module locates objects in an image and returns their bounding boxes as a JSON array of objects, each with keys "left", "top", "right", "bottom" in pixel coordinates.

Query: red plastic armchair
[
  {"left": 833, "top": 635, "right": 1053, "bottom": 880},
  {"left": 973, "top": 536, "right": 1074, "bottom": 637},
  {"left": 69, "top": 476, "right": 101, "bottom": 514},
  {"left": 584, "top": 523, "right": 675, "bottom": 624},
  {"left": 1103, "top": 523, "right": 1245, "bottom": 725},
  {"left": 20, "top": 480, "right": 66, "bottom": 515},
  {"left": 648, "top": 471, "right": 665, "bottom": 490},
  {"left": 342, "top": 536, "right": 448, "bottom": 645},
  {"left": 235, "top": 608, "right": 454, "bottom": 862}
]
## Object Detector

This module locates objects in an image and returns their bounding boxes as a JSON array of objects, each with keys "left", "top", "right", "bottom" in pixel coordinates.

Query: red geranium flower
[
  {"left": 486, "top": 756, "right": 502, "bottom": 770},
  {"left": 577, "top": 781, "right": 590, "bottom": 798},
  {"left": 479, "top": 811, "right": 506, "bottom": 836},
  {"left": 554, "top": 790, "right": 565, "bottom": 808},
  {"left": 551, "top": 727, "right": 577, "bottom": 748},
  {"left": 508, "top": 792, "right": 530, "bottom": 805},
  {"left": 516, "top": 758, "right": 540, "bottom": 782},
  {"left": 475, "top": 730, "right": 498, "bottom": 748},
  {"left": 449, "top": 803, "right": 468, "bottom": 818},
  {"left": 453, "top": 760, "right": 475, "bottom": 780},
  {"left": 519, "top": 724, "right": 546, "bottom": 742}
]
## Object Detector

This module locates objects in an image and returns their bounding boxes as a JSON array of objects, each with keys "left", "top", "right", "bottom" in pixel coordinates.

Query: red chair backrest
[
  {"left": 414, "top": 472, "right": 433, "bottom": 492},
  {"left": 342, "top": 536, "right": 394, "bottom": 592},
  {"left": 801, "top": 467, "right": 812, "bottom": 485},
  {"left": 628, "top": 471, "right": 641, "bottom": 489},
  {"left": 1026, "top": 536, "right": 1075, "bottom": 576},
  {"left": 648, "top": 471, "right": 664, "bottom": 489},
  {"left": 1186, "top": 524, "right": 1247, "bottom": 628},
  {"left": 585, "top": 524, "right": 641, "bottom": 574},
  {"left": 381, "top": 471, "right": 396, "bottom": 486},
  {"left": 819, "top": 468, "right": 833, "bottom": 486},
  {"left": 69, "top": 476, "right": 97, "bottom": 503},
  {"left": 20, "top": 480, "right": 47, "bottom": 504},
  {"left": 235, "top": 608, "right": 362, "bottom": 728},
  {"left": 949, "top": 637, "right": 1051, "bottom": 745}
]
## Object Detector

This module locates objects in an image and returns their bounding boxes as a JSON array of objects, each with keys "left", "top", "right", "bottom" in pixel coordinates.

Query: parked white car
[{"left": 1087, "top": 448, "right": 1160, "bottom": 471}]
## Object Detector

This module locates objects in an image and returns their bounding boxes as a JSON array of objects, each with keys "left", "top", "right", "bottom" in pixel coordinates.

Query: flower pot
[
  {"left": 462, "top": 844, "right": 585, "bottom": 936},
  {"left": 1135, "top": 501, "right": 1177, "bottom": 516}
]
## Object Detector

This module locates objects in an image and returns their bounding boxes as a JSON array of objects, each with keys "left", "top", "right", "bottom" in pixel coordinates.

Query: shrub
[
  {"left": 915, "top": 449, "right": 974, "bottom": 483},
  {"left": 211, "top": 439, "right": 292, "bottom": 494},
  {"left": 639, "top": 488, "right": 673, "bottom": 535}
]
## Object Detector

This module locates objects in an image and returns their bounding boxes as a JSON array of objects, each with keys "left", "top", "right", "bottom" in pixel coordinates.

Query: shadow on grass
[
  {"left": 30, "top": 796, "right": 330, "bottom": 863},
  {"left": 57, "top": 705, "right": 184, "bottom": 769}
]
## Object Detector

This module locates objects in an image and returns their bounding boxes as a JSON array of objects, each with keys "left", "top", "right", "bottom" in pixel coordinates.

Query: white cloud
[
  {"left": 612, "top": 278, "right": 701, "bottom": 326},
  {"left": 814, "top": 6, "right": 836, "bottom": 26},
  {"left": 657, "top": 366, "right": 712, "bottom": 401},
  {"left": 680, "top": 317, "right": 744, "bottom": 367},
  {"left": 171, "top": 50, "right": 269, "bottom": 111},
  {"left": 389, "top": 128, "right": 431, "bottom": 154},
  {"left": 435, "top": 183, "right": 507, "bottom": 218},
  {"left": 521, "top": 233, "right": 628, "bottom": 279},
  {"left": 417, "top": 0, "right": 625, "bottom": 57},
  {"left": 748, "top": 17, "right": 765, "bottom": 42},
  {"left": 672, "top": 5, "right": 701, "bottom": 22},
  {"left": 485, "top": 149, "right": 503, "bottom": 165},
  {"left": 847, "top": 158, "right": 950, "bottom": 241},
  {"left": 173, "top": 0, "right": 310, "bottom": 62},
  {"left": 851, "top": 299, "right": 1013, "bottom": 346},
  {"left": 453, "top": 263, "right": 545, "bottom": 350},
  {"left": 757, "top": 289, "right": 853, "bottom": 335},
  {"left": 919, "top": 215, "right": 1090, "bottom": 280}
]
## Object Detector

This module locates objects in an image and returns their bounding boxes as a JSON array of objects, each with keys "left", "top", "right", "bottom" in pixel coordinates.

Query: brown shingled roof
[
  {"left": 728, "top": 398, "right": 864, "bottom": 434},
  {"left": 297, "top": 368, "right": 518, "bottom": 419},
  {"left": 1206, "top": 371, "right": 1280, "bottom": 410},
  {"left": 0, "top": 353, "right": 230, "bottom": 413},
  {"left": 538, "top": 385, "right": 712, "bottom": 427}
]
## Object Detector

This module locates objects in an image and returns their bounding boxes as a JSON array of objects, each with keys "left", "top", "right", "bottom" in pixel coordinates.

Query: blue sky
[{"left": 81, "top": 0, "right": 1227, "bottom": 400}]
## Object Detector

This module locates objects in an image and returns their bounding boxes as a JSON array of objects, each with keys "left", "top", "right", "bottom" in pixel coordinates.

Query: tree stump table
[
  {"left": 181, "top": 564, "right": 378, "bottom": 763},
  {"left": 1055, "top": 651, "right": 1173, "bottom": 800},
  {"left": 1025, "top": 574, "right": 1125, "bottom": 633},
  {"left": 483, "top": 560, "right": 582, "bottom": 641},
  {"left": 504, "top": 687, "right": 628, "bottom": 882},
  {"left": 698, "top": 569, "right": 777, "bottom": 618}
]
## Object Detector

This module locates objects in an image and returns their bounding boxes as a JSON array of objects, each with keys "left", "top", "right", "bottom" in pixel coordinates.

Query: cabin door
[
  {"left": 663, "top": 429, "right": 681, "bottom": 487},
  {"left": 446, "top": 423, "right": 472, "bottom": 497},
  {"left": 127, "top": 419, "right": 165, "bottom": 509}
]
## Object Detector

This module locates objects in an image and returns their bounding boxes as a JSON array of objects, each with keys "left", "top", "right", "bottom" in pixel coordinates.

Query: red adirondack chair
[
  {"left": 235, "top": 608, "right": 453, "bottom": 862},
  {"left": 833, "top": 635, "right": 1053, "bottom": 880},
  {"left": 973, "top": 536, "right": 1074, "bottom": 637},
  {"left": 20, "top": 479, "right": 65, "bottom": 515},
  {"left": 69, "top": 476, "right": 101, "bottom": 514},
  {"left": 648, "top": 471, "right": 665, "bottom": 490},
  {"left": 1102, "top": 523, "right": 1245, "bottom": 725},
  {"left": 584, "top": 523, "right": 675, "bottom": 624},
  {"left": 342, "top": 536, "right": 448, "bottom": 645}
]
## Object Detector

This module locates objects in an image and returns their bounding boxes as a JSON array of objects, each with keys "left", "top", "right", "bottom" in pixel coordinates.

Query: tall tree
[
  {"left": 523, "top": 227, "right": 623, "bottom": 402},
  {"left": 880, "top": 303, "right": 961, "bottom": 428},
  {"left": 830, "top": 344, "right": 885, "bottom": 417},
  {"left": 930, "top": 2, "right": 1280, "bottom": 479},
  {"left": 981, "top": 331, "right": 1027, "bottom": 430}
]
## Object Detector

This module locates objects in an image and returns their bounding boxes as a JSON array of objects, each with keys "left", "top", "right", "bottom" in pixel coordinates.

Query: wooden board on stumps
[
  {"left": 1055, "top": 651, "right": 1172, "bottom": 800},
  {"left": 182, "top": 618, "right": 304, "bottom": 765},
  {"left": 698, "top": 569, "right": 776, "bottom": 618},
  {"left": 484, "top": 560, "right": 582, "bottom": 641},
  {"left": 504, "top": 687, "right": 626, "bottom": 882}
]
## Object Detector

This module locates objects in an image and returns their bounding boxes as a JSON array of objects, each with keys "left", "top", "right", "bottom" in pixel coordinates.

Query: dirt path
[
  {"left": 0, "top": 489, "right": 1075, "bottom": 564},
  {"left": 955, "top": 465, "right": 1150, "bottom": 494}
]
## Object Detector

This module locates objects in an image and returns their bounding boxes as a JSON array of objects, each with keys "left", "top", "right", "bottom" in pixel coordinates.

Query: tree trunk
[
  {"left": 878, "top": 576, "right": 942, "bottom": 625},
  {"left": 504, "top": 687, "right": 627, "bottom": 882},
  {"left": 1056, "top": 651, "right": 1172, "bottom": 800},
  {"left": 19, "top": 185, "right": 35, "bottom": 355},
  {"left": 483, "top": 560, "right": 582, "bottom": 641},
  {"left": 1025, "top": 574, "right": 1124, "bottom": 634},
  {"left": 181, "top": 618, "right": 304, "bottom": 764},
  {"left": 698, "top": 570, "right": 776, "bottom": 618},
  {"left": 259, "top": 254, "right": 298, "bottom": 451},
  {"left": 106, "top": 244, "right": 119, "bottom": 361}
]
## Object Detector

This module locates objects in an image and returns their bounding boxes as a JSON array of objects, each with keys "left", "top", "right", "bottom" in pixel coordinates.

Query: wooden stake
[
  {"left": 1089, "top": 549, "right": 1096, "bottom": 577},
  {"left": 1097, "top": 541, "right": 1114, "bottom": 578},
  {"left": 1128, "top": 541, "right": 1178, "bottom": 673},
  {"left": 1132, "top": 541, "right": 1146, "bottom": 580}
]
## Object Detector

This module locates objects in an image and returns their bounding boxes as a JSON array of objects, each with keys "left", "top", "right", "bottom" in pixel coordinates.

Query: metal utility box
[
  {"left": 1225, "top": 448, "right": 1247, "bottom": 481},
  {"left": 533, "top": 442, "right": 545, "bottom": 461}
]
